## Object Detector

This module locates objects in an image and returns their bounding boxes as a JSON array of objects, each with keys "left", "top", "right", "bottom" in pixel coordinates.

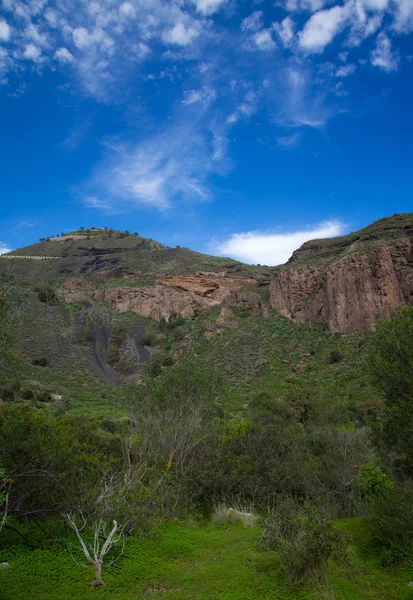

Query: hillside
[{"left": 1, "top": 217, "right": 408, "bottom": 416}]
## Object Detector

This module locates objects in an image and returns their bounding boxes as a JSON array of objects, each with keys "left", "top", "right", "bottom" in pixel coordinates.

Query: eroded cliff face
[
  {"left": 270, "top": 239, "right": 413, "bottom": 333},
  {"left": 59, "top": 272, "right": 260, "bottom": 320}
]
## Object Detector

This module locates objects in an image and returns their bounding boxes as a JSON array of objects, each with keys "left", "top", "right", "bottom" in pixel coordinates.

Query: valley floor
[{"left": 1, "top": 519, "right": 412, "bottom": 600}]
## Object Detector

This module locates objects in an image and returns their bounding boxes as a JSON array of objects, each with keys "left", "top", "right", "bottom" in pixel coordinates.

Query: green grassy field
[{"left": 1, "top": 519, "right": 412, "bottom": 600}]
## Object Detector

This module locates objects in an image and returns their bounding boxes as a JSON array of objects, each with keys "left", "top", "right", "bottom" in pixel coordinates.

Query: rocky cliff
[
  {"left": 270, "top": 217, "right": 413, "bottom": 333},
  {"left": 59, "top": 272, "right": 261, "bottom": 320}
]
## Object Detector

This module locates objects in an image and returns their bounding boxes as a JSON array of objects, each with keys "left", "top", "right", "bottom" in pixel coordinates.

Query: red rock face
[
  {"left": 270, "top": 239, "right": 413, "bottom": 333},
  {"left": 58, "top": 273, "right": 261, "bottom": 321}
]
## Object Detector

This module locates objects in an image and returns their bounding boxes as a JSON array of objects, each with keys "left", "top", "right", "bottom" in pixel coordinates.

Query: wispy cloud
[
  {"left": 276, "top": 131, "right": 302, "bottom": 148},
  {"left": 213, "top": 220, "right": 346, "bottom": 265},
  {"left": 83, "top": 113, "right": 230, "bottom": 211}
]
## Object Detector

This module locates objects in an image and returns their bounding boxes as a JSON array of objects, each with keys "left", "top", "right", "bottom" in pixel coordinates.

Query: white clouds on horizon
[
  {"left": 213, "top": 220, "right": 346, "bottom": 265},
  {"left": 0, "top": 242, "right": 12, "bottom": 256}
]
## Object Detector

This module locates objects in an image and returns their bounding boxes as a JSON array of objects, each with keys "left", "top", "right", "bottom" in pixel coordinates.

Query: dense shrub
[
  {"left": 329, "top": 350, "right": 342, "bottom": 364},
  {"left": 141, "top": 331, "right": 157, "bottom": 346},
  {"left": 264, "top": 499, "right": 347, "bottom": 584},
  {"left": 368, "top": 485, "right": 413, "bottom": 564}
]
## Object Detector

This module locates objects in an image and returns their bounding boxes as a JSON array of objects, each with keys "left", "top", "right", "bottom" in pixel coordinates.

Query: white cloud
[
  {"left": 392, "top": 0, "right": 413, "bottom": 33},
  {"left": 336, "top": 63, "right": 356, "bottom": 76},
  {"left": 192, "top": 0, "right": 227, "bottom": 16},
  {"left": 182, "top": 86, "right": 216, "bottom": 106},
  {"left": 0, "top": 242, "right": 11, "bottom": 256},
  {"left": 226, "top": 89, "right": 259, "bottom": 124},
  {"left": 345, "top": 2, "right": 383, "bottom": 47},
  {"left": 84, "top": 196, "right": 113, "bottom": 211},
  {"left": 299, "top": 6, "right": 345, "bottom": 53},
  {"left": 118, "top": 2, "right": 136, "bottom": 19},
  {"left": 272, "top": 65, "right": 331, "bottom": 128},
  {"left": 371, "top": 31, "right": 399, "bottom": 71},
  {"left": 162, "top": 23, "right": 199, "bottom": 46},
  {"left": 359, "top": 0, "right": 388, "bottom": 9},
  {"left": 72, "top": 27, "right": 91, "bottom": 50},
  {"left": 241, "top": 11, "right": 263, "bottom": 33},
  {"left": 0, "top": 19, "right": 11, "bottom": 42},
  {"left": 85, "top": 115, "right": 229, "bottom": 211},
  {"left": 54, "top": 47, "right": 74, "bottom": 64},
  {"left": 276, "top": 131, "right": 301, "bottom": 148},
  {"left": 24, "top": 23, "right": 49, "bottom": 48},
  {"left": 254, "top": 29, "right": 277, "bottom": 51},
  {"left": 23, "top": 43, "right": 42, "bottom": 61},
  {"left": 285, "top": 0, "right": 326, "bottom": 13},
  {"left": 273, "top": 17, "right": 295, "bottom": 46},
  {"left": 214, "top": 220, "right": 345, "bottom": 265}
]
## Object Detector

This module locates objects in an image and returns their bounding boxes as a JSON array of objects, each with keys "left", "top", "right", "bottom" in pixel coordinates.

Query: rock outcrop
[
  {"left": 270, "top": 239, "right": 413, "bottom": 333},
  {"left": 58, "top": 272, "right": 260, "bottom": 321}
]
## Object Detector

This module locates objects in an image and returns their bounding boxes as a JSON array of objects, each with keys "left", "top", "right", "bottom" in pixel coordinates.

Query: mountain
[
  {"left": 1, "top": 215, "right": 412, "bottom": 413},
  {"left": 270, "top": 213, "right": 413, "bottom": 333}
]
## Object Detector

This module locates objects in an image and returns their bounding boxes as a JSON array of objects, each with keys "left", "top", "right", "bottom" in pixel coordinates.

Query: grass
[
  {"left": 153, "top": 304, "right": 376, "bottom": 415},
  {"left": 1, "top": 519, "right": 412, "bottom": 600}
]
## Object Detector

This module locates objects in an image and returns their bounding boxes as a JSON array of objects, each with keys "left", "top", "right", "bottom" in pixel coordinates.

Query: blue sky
[{"left": 0, "top": 0, "right": 412, "bottom": 265}]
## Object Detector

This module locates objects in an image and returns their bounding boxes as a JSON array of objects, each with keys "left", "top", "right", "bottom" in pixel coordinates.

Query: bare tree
[
  {"left": 65, "top": 514, "right": 124, "bottom": 587},
  {"left": 0, "top": 469, "right": 11, "bottom": 534}
]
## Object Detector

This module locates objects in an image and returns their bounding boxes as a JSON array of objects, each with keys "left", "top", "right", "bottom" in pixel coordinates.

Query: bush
[
  {"left": 329, "top": 350, "right": 342, "bottom": 364},
  {"left": 35, "top": 391, "right": 52, "bottom": 402},
  {"left": 31, "top": 357, "right": 48, "bottom": 367},
  {"left": 36, "top": 285, "right": 58, "bottom": 304},
  {"left": 356, "top": 399, "right": 383, "bottom": 424},
  {"left": 368, "top": 484, "right": 413, "bottom": 564},
  {"left": 0, "top": 385, "right": 16, "bottom": 402},
  {"left": 142, "top": 331, "right": 157, "bottom": 346},
  {"left": 264, "top": 499, "right": 346, "bottom": 585}
]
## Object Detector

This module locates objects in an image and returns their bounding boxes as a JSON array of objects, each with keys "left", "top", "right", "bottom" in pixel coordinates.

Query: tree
[
  {"left": 129, "top": 359, "right": 222, "bottom": 479},
  {"left": 80, "top": 227, "right": 85, "bottom": 231},
  {"left": 368, "top": 306, "right": 413, "bottom": 479},
  {"left": 65, "top": 515, "right": 123, "bottom": 587},
  {"left": 0, "top": 469, "right": 11, "bottom": 534}
]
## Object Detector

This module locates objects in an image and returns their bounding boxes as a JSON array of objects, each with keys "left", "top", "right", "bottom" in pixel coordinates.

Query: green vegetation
[
  {"left": 1, "top": 520, "right": 413, "bottom": 600},
  {"left": 1, "top": 222, "right": 413, "bottom": 598}
]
